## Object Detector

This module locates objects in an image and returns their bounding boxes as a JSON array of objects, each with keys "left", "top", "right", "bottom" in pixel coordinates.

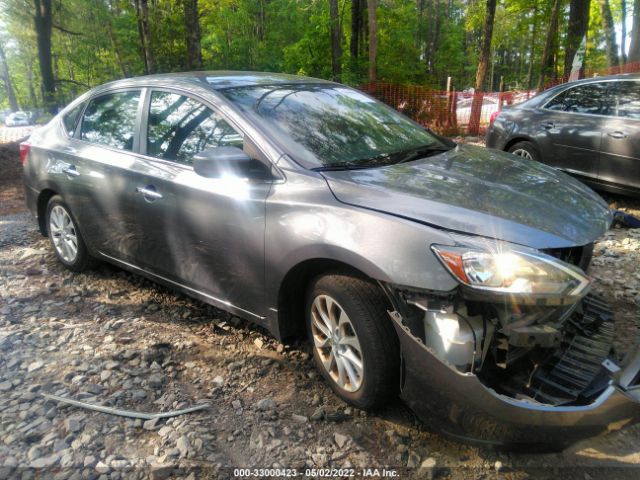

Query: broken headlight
[{"left": 431, "top": 245, "right": 590, "bottom": 300}]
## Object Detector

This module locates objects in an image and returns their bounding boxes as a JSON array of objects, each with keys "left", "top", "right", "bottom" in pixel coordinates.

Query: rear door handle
[
  {"left": 541, "top": 122, "right": 555, "bottom": 130},
  {"left": 136, "top": 186, "right": 163, "bottom": 200},
  {"left": 62, "top": 165, "right": 80, "bottom": 177},
  {"left": 608, "top": 131, "right": 627, "bottom": 139}
]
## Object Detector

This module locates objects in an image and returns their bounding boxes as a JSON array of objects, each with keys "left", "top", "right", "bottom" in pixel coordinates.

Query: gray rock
[
  {"left": 27, "top": 361, "right": 44, "bottom": 372},
  {"left": 30, "top": 454, "right": 60, "bottom": 469},
  {"left": 143, "top": 418, "right": 160, "bottom": 431},
  {"left": 147, "top": 374, "right": 164, "bottom": 389},
  {"left": 95, "top": 461, "right": 110, "bottom": 474},
  {"left": 419, "top": 457, "right": 437, "bottom": 480},
  {"left": 213, "top": 375, "right": 224, "bottom": 387},
  {"left": 65, "top": 418, "right": 82, "bottom": 433},
  {"left": 27, "top": 445, "right": 43, "bottom": 461},
  {"left": 176, "top": 435, "right": 191, "bottom": 458},
  {"left": 150, "top": 464, "right": 174, "bottom": 480},
  {"left": 334, "top": 433, "right": 349, "bottom": 449},
  {"left": 255, "top": 398, "right": 276, "bottom": 411},
  {"left": 292, "top": 414, "right": 308, "bottom": 423},
  {"left": 0, "top": 381, "right": 12, "bottom": 391}
]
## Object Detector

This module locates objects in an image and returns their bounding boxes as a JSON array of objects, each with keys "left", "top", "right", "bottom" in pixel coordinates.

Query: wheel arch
[
  {"left": 36, "top": 188, "right": 58, "bottom": 236},
  {"left": 504, "top": 136, "right": 538, "bottom": 152},
  {"left": 275, "top": 258, "right": 392, "bottom": 340}
]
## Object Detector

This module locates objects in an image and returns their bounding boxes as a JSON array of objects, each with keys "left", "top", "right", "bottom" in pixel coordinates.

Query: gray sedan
[
  {"left": 22, "top": 72, "right": 640, "bottom": 450},
  {"left": 487, "top": 73, "right": 640, "bottom": 196}
]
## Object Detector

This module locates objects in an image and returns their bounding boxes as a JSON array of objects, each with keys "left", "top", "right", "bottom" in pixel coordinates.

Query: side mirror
[{"left": 193, "top": 146, "right": 253, "bottom": 178}]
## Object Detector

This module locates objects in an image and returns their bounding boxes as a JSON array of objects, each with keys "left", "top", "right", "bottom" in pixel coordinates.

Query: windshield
[{"left": 222, "top": 83, "right": 448, "bottom": 169}]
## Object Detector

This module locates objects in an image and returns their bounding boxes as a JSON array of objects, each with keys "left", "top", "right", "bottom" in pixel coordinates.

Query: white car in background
[
  {"left": 5, "top": 111, "right": 31, "bottom": 127},
  {"left": 455, "top": 95, "right": 500, "bottom": 126}
]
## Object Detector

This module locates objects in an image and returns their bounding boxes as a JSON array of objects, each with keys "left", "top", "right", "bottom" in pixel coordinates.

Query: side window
[
  {"left": 610, "top": 81, "right": 640, "bottom": 119},
  {"left": 80, "top": 91, "right": 140, "bottom": 151},
  {"left": 62, "top": 103, "right": 84, "bottom": 137},
  {"left": 544, "top": 83, "right": 611, "bottom": 115},
  {"left": 146, "top": 91, "right": 244, "bottom": 164}
]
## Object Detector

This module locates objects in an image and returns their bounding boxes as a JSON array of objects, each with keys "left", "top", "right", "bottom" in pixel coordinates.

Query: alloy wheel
[
  {"left": 49, "top": 205, "right": 79, "bottom": 263},
  {"left": 511, "top": 148, "right": 533, "bottom": 160},
  {"left": 310, "top": 294, "right": 364, "bottom": 392}
]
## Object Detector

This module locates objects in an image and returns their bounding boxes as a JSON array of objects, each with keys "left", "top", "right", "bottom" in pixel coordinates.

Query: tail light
[
  {"left": 19, "top": 142, "right": 30, "bottom": 166},
  {"left": 489, "top": 111, "right": 500, "bottom": 124}
]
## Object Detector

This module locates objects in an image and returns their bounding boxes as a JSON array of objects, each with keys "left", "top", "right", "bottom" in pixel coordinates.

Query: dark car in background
[
  {"left": 487, "top": 74, "right": 640, "bottom": 196},
  {"left": 21, "top": 72, "right": 640, "bottom": 450}
]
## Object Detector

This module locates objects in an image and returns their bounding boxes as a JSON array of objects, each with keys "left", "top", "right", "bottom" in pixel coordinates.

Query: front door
[{"left": 138, "top": 89, "right": 273, "bottom": 318}]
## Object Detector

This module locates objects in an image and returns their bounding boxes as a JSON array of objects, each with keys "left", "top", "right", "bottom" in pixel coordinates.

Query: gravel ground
[{"left": 1, "top": 137, "right": 640, "bottom": 479}]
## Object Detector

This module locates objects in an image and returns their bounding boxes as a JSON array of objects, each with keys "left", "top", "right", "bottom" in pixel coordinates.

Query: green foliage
[{"left": 0, "top": 0, "right": 631, "bottom": 110}]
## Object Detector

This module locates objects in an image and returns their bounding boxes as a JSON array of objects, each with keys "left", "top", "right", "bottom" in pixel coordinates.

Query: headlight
[{"left": 432, "top": 244, "right": 590, "bottom": 299}]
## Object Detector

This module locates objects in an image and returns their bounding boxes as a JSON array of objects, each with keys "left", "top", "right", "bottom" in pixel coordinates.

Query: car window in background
[
  {"left": 146, "top": 91, "right": 243, "bottom": 164},
  {"left": 80, "top": 91, "right": 140, "bottom": 151},
  {"left": 610, "top": 81, "right": 640, "bottom": 119},
  {"left": 222, "top": 84, "right": 445, "bottom": 168},
  {"left": 544, "top": 83, "right": 612, "bottom": 115},
  {"left": 63, "top": 103, "right": 85, "bottom": 136}
]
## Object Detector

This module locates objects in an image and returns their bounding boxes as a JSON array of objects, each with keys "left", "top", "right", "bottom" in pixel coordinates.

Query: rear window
[
  {"left": 62, "top": 103, "right": 84, "bottom": 136},
  {"left": 80, "top": 91, "right": 140, "bottom": 151}
]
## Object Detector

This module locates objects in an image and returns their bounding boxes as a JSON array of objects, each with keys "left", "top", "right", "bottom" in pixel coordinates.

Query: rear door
[
  {"left": 63, "top": 89, "right": 145, "bottom": 259},
  {"left": 598, "top": 80, "right": 640, "bottom": 191},
  {"left": 538, "top": 82, "right": 610, "bottom": 180}
]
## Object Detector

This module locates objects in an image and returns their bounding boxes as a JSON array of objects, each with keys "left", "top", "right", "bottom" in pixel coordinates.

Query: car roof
[{"left": 95, "top": 71, "right": 336, "bottom": 92}]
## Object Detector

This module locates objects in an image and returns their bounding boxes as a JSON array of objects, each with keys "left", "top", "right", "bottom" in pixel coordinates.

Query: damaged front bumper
[{"left": 388, "top": 292, "right": 640, "bottom": 451}]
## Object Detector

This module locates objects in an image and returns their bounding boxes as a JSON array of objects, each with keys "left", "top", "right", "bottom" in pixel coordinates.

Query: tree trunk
[
  {"left": 468, "top": 0, "right": 496, "bottom": 135},
  {"left": 564, "top": 0, "right": 591, "bottom": 79},
  {"left": 329, "top": 0, "right": 342, "bottom": 81},
  {"left": 367, "top": 0, "right": 377, "bottom": 82},
  {"left": 184, "top": 0, "right": 203, "bottom": 70},
  {"left": 599, "top": 0, "right": 619, "bottom": 68},
  {"left": 0, "top": 43, "right": 18, "bottom": 112},
  {"left": 350, "top": 0, "right": 361, "bottom": 61},
  {"left": 135, "top": 0, "right": 155, "bottom": 74},
  {"left": 34, "top": 0, "right": 56, "bottom": 113},
  {"left": 629, "top": 0, "right": 640, "bottom": 62},
  {"left": 525, "top": 3, "right": 538, "bottom": 90},
  {"left": 537, "top": 0, "right": 561, "bottom": 90},
  {"left": 621, "top": 0, "right": 627, "bottom": 63}
]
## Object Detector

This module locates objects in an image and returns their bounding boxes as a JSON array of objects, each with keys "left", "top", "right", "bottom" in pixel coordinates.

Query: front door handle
[
  {"left": 608, "top": 131, "right": 628, "bottom": 139},
  {"left": 136, "top": 186, "right": 163, "bottom": 200},
  {"left": 62, "top": 165, "right": 80, "bottom": 177},
  {"left": 541, "top": 122, "right": 555, "bottom": 130}
]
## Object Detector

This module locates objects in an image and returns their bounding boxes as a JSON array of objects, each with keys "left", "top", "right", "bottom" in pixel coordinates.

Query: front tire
[
  {"left": 46, "top": 195, "right": 94, "bottom": 272},
  {"left": 305, "top": 273, "right": 399, "bottom": 409},
  {"left": 508, "top": 140, "right": 539, "bottom": 162}
]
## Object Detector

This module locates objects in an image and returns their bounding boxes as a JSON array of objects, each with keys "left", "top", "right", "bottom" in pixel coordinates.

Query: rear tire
[
  {"left": 305, "top": 273, "right": 399, "bottom": 409},
  {"left": 508, "top": 141, "right": 539, "bottom": 162},
  {"left": 46, "top": 195, "right": 94, "bottom": 272}
]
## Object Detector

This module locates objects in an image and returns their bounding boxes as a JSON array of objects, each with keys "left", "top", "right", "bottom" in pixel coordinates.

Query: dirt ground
[{"left": 1, "top": 133, "right": 639, "bottom": 479}]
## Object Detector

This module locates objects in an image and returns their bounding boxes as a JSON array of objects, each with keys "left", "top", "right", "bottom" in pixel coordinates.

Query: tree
[
  {"left": 350, "top": 0, "right": 363, "bottom": 62},
  {"left": 537, "top": 0, "right": 561, "bottom": 90},
  {"left": 329, "top": 0, "right": 342, "bottom": 81},
  {"left": 0, "top": 42, "right": 19, "bottom": 111},
  {"left": 33, "top": 0, "right": 55, "bottom": 112},
  {"left": 564, "top": 0, "right": 591, "bottom": 78},
  {"left": 621, "top": 0, "right": 628, "bottom": 63},
  {"left": 367, "top": 0, "right": 377, "bottom": 82},
  {"left": 468, "top": 0, "right": 496, "bottom": 135},
  {"left": 599, "top": 0, "right": 619, "bottom": 68},
  {"left": 184, "top": 0, "right": 202, "bottom": 70},
  {"left": 135, "top": 0, "right": 155, "bottom": 74},
  {"left": 629, "top": 0, "right": 640, "bottom": 62}
]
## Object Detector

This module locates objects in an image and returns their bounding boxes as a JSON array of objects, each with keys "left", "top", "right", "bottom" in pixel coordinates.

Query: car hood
[{"left": 321, "top": 144, "right": 612, "bottom": 248}]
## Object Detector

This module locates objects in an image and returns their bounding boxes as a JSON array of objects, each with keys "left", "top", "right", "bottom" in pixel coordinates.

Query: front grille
[
  {"left": 542, "top": 242, "right": 594, "bottom": 271},
  {"left": 500, "top": 294, "right": 614, "bottom": 405}
]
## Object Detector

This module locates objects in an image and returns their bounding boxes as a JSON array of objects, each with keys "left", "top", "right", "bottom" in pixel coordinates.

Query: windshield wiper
[{"left": 391, "top": 144, "right": 455, "bottom": 165}]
